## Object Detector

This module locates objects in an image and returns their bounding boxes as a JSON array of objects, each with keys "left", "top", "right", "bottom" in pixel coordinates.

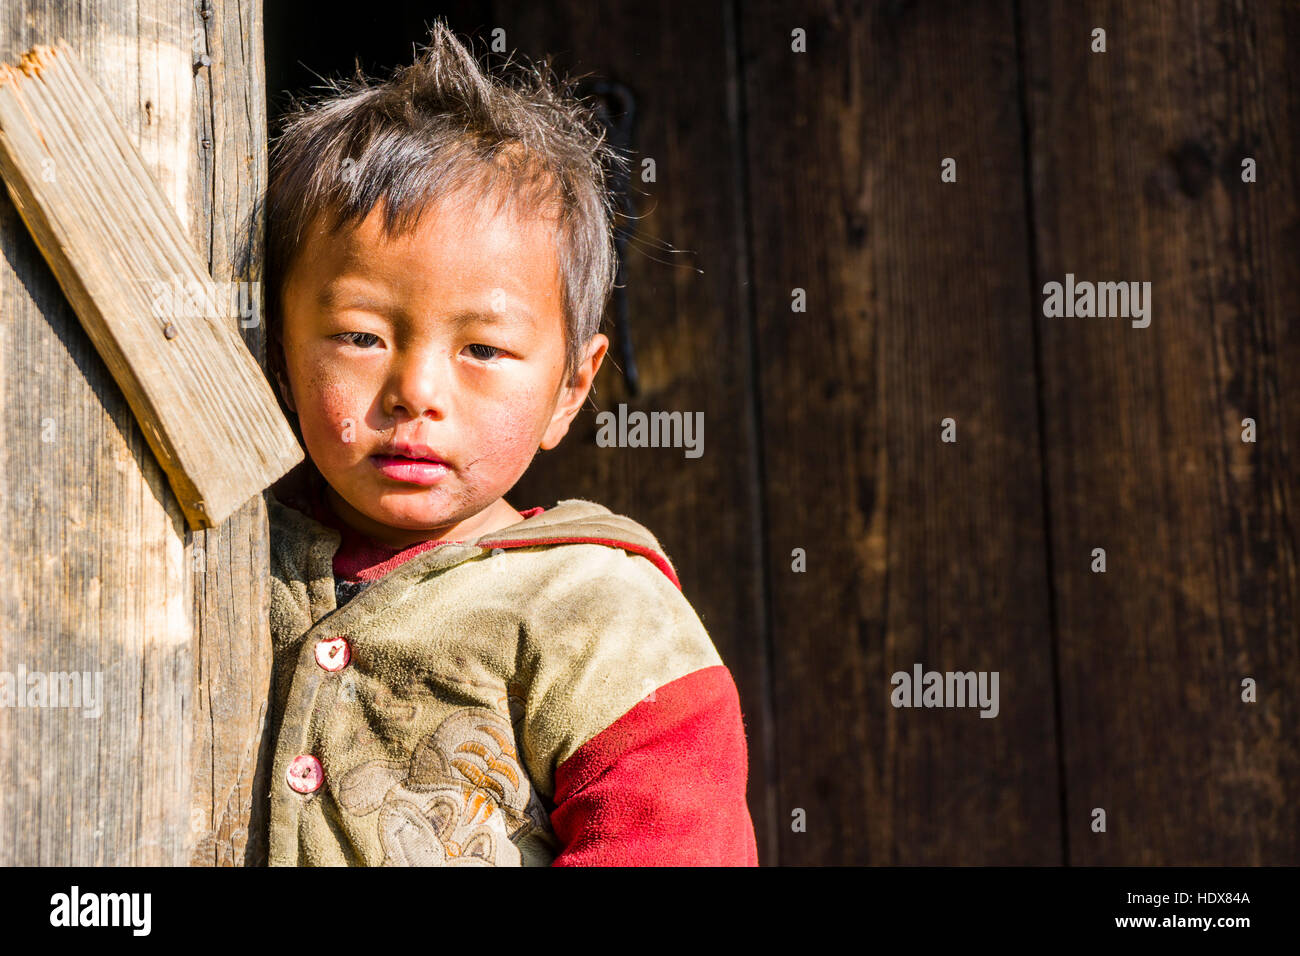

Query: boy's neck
[{"left": 321, "top": 481, "right": 525, "bottom": 550}]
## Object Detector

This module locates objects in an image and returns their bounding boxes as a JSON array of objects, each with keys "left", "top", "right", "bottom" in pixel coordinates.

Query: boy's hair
[{"left": 264, "top": 19, "right": 626, "bottom": 396}]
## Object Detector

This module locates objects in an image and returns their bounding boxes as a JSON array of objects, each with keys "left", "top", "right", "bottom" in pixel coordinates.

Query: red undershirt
[{"left": 300, "top": 483, "right": 544, "bottom": 583}]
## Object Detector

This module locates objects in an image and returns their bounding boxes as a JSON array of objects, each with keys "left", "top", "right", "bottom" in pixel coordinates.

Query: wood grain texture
[
  {"left": 187, "top": 0, "right": 274, "bottom": 867},
  {"left": 0, "top": 40, "right": 300, "bottom": 531},
  {"left": 0, "top": 1, "right": 197, "bottom": 865},
  {"left": 0, "top": 0, "right": 274, "bottom": 866},
  {"left": 1021, "top": 0, "right": 1300, "bottom": 864},
  {"left": 739, "top": 0, "right": 1061, "bottom": 863}
]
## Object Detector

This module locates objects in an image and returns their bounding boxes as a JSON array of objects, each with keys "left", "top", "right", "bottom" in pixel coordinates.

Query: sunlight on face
[{"left": 278, "top": 190, "right": 606, "bottom": 548}]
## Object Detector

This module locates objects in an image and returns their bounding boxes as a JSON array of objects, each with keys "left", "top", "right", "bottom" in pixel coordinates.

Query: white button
[
  {"left": 315, "top": 636, "right": 351, "bottom": 672},
  {"left": 287, "top": 754, "right": 323, "bottom": 794}
]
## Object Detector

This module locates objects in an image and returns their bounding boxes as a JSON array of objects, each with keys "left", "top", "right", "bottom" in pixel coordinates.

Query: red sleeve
[{"left": 548, "top": 664, "right": 759, "bottom": 866}]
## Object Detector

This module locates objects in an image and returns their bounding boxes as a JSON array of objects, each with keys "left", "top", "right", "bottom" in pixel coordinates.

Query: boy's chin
[
  {"left": 365, "top": 501, "right": 467, "bottom": 529},
  {"left": 329, "top": 481, "right": 472, "bottom": 530}
]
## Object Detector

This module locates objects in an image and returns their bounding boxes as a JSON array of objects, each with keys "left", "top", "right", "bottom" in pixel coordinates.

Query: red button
[
  {"left": 315, "top": 636, "right": 351, "bottom": 672},
  {"left": 287, "top": 754, "right": 323, "bottom": 793}
]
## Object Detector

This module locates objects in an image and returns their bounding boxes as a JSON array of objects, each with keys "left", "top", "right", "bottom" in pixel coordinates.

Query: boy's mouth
[{"left": 370, "top": 442, "right": 452, "bottom": 485}]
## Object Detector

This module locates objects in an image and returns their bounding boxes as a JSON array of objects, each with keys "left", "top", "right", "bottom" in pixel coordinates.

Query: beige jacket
[{"left": 267, "top": 496, "right": 726, "bottom": 866}]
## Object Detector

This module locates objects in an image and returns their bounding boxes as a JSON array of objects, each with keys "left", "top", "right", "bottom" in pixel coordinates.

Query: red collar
[{"left": 301, "top": 478, "right": 543, "bottom": 582}]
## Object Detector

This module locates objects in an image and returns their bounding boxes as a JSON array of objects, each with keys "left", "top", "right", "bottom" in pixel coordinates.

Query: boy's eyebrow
[
  {"left": 316, "top": 285, "right": 396, "bottom": 313},
  {"left": 445, "top": 307, "right": 534, "bottom": 329},
  {"left": 317, "top": 286, "right": 534, "bottom": 328}
]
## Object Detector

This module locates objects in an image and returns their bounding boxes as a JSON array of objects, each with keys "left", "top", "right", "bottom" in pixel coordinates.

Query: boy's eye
[
  {"left": 465, "top": 343, "right": 505, "bottom": 361},
  {"left": 334, "top": 331, "right": 381, "bottom": 348}
]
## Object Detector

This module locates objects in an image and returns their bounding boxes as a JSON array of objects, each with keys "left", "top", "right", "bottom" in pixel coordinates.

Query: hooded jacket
[{"left": 267, "top": 488, "right": 759, "bottom": 866}]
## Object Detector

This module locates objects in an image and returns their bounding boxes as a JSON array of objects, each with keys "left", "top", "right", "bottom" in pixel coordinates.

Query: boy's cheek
[
  {"left": 302, "top": 381, "right": 371, "bottom": 450},
  {"left": 465, "top": 396, "right": 551, "bottom": 469}
]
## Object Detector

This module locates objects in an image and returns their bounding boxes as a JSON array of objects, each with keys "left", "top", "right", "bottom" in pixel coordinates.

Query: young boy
[{"left": 262, "top": 21, "right": 758, "bottom": 866}]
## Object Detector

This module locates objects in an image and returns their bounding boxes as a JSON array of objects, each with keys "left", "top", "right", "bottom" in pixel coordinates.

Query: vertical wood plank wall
[
  {"left": 0, "top": 0, "right": 269, "bottom": 865},
  {"left": 187, "top": 0, "right": 272, "bottom": 867},
  {"left": 740, "top": 0, "right": 1061, "bottom": 865},
  {"left": 1022, "top": 1, "right": 1300, "bottom": 865}
]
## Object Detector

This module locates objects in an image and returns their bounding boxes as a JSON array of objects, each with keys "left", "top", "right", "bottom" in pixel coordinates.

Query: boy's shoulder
[
  {"left": 267, "top": 491, "right": 682, "bottom": 590},
  {"left": 267, "top": 493, "right": 339, "bottom": 577},
  {"left": 478, "top": 498, "right": 682, "bottom": 591}
]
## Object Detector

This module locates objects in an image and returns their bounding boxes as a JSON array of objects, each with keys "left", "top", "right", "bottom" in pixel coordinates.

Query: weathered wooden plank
[
  {"left": 480, "top": 2, "right": 777, "bottom": 861},
  {"left": 1021, "top": 0, "right": 1300, "bottom": 864},
  {"left": 0, "top": 1, "right": 198, "bottom": 866},
  {"left": 188, "top": 0, "right": 274, "bottom": 866},
  {"left": 740, "top": 1, "right": 1060, "bottom": 863},
  {"left": 1, "top": 0, "right": 274, "bottom": 867},
  {"left": 0, "top": 40, "right": 301, "bottom": 531}
]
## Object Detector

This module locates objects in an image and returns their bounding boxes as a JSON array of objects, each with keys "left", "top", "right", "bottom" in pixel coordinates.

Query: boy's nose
[{"left": 385, "top": 352, "right": 449, "bottom": 420}]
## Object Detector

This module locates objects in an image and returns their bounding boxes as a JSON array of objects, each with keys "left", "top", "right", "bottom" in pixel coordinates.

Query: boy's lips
[
  {"left": 375, "top": 441, "right": 450, "bottom": 465},
  {"left": 370, "top": 442, "right": 453, "bottom": 485}
]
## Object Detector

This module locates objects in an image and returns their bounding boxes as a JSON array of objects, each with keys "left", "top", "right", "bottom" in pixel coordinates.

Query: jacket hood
[
  {"left": 477, "top": 499, "right": 680, "bottom": 590},
  {"left": 269, "top": 477, "right": 681, "bottom": 591}
]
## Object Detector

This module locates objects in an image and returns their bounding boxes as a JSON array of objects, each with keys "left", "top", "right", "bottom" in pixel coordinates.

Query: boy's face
[{"left": 276, "top": 190, "right": 606, "bottom": 548}]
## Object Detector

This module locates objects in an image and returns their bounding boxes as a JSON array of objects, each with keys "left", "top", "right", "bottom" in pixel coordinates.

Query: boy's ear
[
  {"left": 270, "top": 331, "right": 298, "bottom": 414},
  {"left": 540, "top": 333, "right": 608, "bottom": 451},
  {"left": 277, "top": 371, "right": 297, "bottom": 414}
]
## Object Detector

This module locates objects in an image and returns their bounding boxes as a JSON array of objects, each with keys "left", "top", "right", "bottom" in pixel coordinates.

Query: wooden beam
[
  {"left": 187, "top": 0, "right": 277, "bottom": 868},
  {"left": 1, "top": 0, "right": 274, "bottom": 867},
  {"left": 0, "top": 40, "right": 301, "bottom": 530}
]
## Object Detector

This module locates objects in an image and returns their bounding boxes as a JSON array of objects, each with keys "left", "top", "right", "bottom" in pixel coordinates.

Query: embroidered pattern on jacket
[{"left": 335, "top": 705, "right": 553, "bottom": 866}]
